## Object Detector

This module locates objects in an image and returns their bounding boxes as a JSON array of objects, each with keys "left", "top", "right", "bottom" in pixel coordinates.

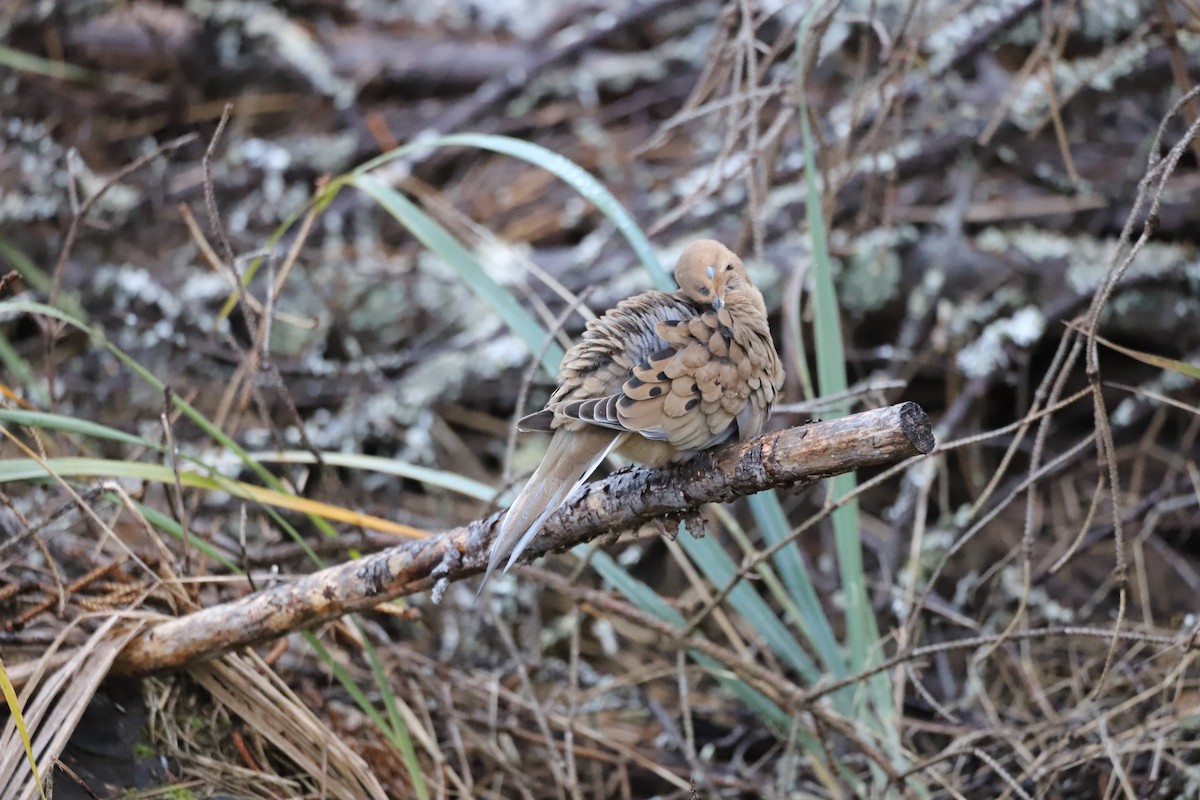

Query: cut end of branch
[{"left": 898, "top": 401, "right": 936, "bottom": 454}]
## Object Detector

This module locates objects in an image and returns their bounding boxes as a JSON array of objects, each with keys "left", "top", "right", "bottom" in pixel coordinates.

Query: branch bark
[{"left": 111, "top": 401, "right": 934, "bottom": 677}]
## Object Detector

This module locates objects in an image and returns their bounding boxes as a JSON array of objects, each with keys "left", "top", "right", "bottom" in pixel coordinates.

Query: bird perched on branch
[{"left": 479, "top": 239, "right": 784, "bottom": 592}]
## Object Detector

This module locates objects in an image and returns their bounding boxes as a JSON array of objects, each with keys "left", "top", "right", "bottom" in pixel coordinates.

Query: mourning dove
[{"left": 479, "top": 239, "right": 784, "bottom": 591}]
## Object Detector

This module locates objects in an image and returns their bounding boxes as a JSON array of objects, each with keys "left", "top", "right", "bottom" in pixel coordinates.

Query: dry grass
[{"left": 2, "top": 1, "right": 1200, "bottom": 798}]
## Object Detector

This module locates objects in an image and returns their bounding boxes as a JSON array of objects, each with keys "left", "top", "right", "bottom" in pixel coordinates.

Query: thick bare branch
[{"left": 111, "top": 401, "right": 933, "bottom": 676}]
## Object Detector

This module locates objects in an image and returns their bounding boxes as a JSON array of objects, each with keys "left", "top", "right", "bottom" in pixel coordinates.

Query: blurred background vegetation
[{"left": 2, "top": 1, "right": 1200, "bottom": 797}]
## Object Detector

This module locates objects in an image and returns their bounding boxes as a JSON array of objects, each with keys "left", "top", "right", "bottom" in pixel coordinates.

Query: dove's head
[{"left": 674, "top": 239, "right": 754, "bottom": 312}]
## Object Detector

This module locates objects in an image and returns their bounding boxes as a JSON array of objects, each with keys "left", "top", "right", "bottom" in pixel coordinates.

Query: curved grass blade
[
  {"left": 0, "top": 299, "right": 338, "bottom": 543},
  {"left": 796, "top": 3, "right": 878, "bottom": 679},
  {"left": 0, "top": 44, "right": 92, "bottom": 82},
  {"left": 796, "top": 1, "right": 897, "bottom": 759},
  {"left": 0, "top": 237, "right": 50, "bottom": 292},
  {"left": 351, "top": 173, "right": 563, "bottom": 376},
  {"left": 746, "top": 493, "right": 843, "bottom": 665},
  {"left": 225, "top": 133, "right": 672, "bottom": 372},
  {"left": 356, "top": 621, "right": 431, "bottom": 800},
  {"left": 304, "top": 632, "right": 430, "bottom": 798},
  {"left": 590, "top": 550, "right": 818, "bottom": 745},
  {"left": 677, "top": 530, "right": 820, "bottom": 683},
  {"left": 129, "top": 500, "right": 238, "bottom": 571},
  {"left": 249, "top": 450, "right": 494, "bottom": 500},
  {"left": 0, "top": 411, "right": 484, "bottom": 514},
  {"left": 0, "top": 655, "right": 46, "bottom": 800},
  {"left": 0, "top": 456, "right": 427, "bottom": 539},
  {"left": 352, "top": 133, "right": 670, "bottom": 290},
  {"left": 0, "top": 409, "right": 153, "bottom": 449}
]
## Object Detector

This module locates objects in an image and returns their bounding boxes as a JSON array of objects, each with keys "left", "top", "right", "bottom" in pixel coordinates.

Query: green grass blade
[
  {"left": 249, "top": 450, "right": 495, "bottom": 500},
  {"left": 0, "top": 298, "right": 338, "bottom": 547},
  {"left": 303, "top": 631, "right": 429, "bottom": 797},
  {"left": 0, "top": 237, "right": 53, "bottom": 296},
  {"left": 227, "top": 132, "right": 672, "bottom": 320},
  {"left": 587, "top": 548, "right": 685, "bottom": 626},
  {"left": 0, "top": 456, "right": 183, "bottom": 483},
  {"left": 352, "top": 133, "right": 670, "bottom": 290},
  {"left": 590, "top": 551, "right": 791, "bottom": 724},
  {"left": 417, "top": 134, "right": 670, "bottom": 290},
  {"left": 0, "top": 654, "right": 47, "bottom": 800},
  {"left": 130, "top": 499, "right": 238, "bottom": 571},
  {"left": 350, "top": 174, "right": 563, "bottom": 376},
  {"left": 0, "top": 335, "right": 41, "bottom": 406},
  {"left": 0, "top": 409, "right": 154, "bottom": 449},
  {"left": 592, "top": 548, "right": 836, "bottom": 771},
  {"left": 0, "top": 44, "right": 93, "bottom": 82},
  {"left": 796, "top": 2, "right": 893, "bottom": 743},
  {"left": 745, "top": 494, "right": 845, "bottom": 677},
  {"left": 677, "top": 529, "right": 820, "bottom": 683},
  {"left": 0, "top": 240, "right": 50, "bottom": 402},
  {"left": 355, "top": 620, "right": 431, "bottom": 800}
]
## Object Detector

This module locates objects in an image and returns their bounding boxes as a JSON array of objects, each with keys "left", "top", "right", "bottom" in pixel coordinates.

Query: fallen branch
[{"left": 110, "top": 401, "right": 934, "bottom": 677}]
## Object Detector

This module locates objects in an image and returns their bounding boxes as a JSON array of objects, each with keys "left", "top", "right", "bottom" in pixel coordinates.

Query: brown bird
[{"left": 479, "top": 239, "right": 784, "bottom": 591}]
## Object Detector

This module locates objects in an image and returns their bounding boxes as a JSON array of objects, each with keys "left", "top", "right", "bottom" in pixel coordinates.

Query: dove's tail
[{"left": 477, "top": 427, "right": 627, "bottom": 597}]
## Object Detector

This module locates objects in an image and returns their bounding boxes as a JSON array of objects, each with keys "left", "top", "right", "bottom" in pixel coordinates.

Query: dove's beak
[{"left": 705, "top": 264, "right": 727, "bottom": 309}]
